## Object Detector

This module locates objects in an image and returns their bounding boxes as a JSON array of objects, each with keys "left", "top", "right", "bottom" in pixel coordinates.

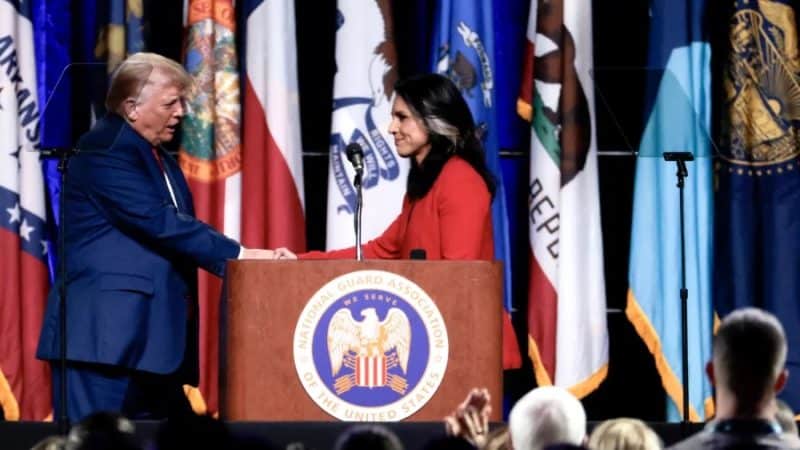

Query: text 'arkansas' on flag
[{"left": 0, "top": 0, "right": 52, "bottom": 421}]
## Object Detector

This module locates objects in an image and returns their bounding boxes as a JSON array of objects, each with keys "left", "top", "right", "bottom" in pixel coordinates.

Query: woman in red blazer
[{"left": 281, "top": 73, "right": 496, "bottom": 260}]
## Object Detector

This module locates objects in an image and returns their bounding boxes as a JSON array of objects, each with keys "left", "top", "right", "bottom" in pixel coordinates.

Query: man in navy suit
[{"left": 37, "top": 53, "right": 274, "bottom": 421}]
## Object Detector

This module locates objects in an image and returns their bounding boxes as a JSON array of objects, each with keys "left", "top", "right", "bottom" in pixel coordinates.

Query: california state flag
[{"left": 521, "top": 0, "right": 608, "bottom": 398}]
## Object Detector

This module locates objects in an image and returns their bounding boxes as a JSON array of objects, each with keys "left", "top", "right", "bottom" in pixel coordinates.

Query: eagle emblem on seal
[{"left": 327, "top": 307, "right": 411, "bottom": 394}]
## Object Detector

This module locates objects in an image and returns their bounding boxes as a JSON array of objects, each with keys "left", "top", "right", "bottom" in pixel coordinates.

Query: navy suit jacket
[{"left": 37, "top": 114, "right": 240, "bottom": 383}]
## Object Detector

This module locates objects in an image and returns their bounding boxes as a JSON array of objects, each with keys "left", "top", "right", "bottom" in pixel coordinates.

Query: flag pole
[{"left": 41, "top": 147, "right": 78, "bottom": 433}]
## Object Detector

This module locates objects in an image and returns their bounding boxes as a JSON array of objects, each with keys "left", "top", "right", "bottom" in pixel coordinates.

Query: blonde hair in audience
[
  {"left": 776, "top": 399, "right": 798, "bottom": 436},
  {"left": 588, "top": 418, "right": 662, "bottom": 450}
]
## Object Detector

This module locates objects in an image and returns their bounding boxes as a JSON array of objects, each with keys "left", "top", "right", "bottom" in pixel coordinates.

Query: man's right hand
[{"left": 240, "top": 248, "right": 276, "bottom": 259}]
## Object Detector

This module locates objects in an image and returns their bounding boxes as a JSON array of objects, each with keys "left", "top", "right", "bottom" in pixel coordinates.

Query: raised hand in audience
[{"left": 445, "top": 388, "right": 492, "bottom": 448}]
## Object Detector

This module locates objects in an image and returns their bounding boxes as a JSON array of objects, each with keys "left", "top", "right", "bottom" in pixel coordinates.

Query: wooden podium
[{"left": 221, "top": 260, "right": 502, "bottom": 421}]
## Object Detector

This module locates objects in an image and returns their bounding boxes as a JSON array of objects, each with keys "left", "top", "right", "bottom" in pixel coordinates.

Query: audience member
[
  {"left": 508, "top": 386, "right": 586, "bottom": 450},
  {"left": 333, "top": 424, "right": 404, "bottom": 450},
  {"left": 64, "top": 411, "right": 141, "bottom": 450},
  {"left": 422, "top": 436, "right": 477, "bottom": 450},
  {"left": 30, "top": 436, "right": 66, "bottom": 450},
  {"left": 776, "top": 399, "right": 798, "bottom": 436},
  {"left": 669, "top": 307, "right": 800, "bottom": 449},
  {"left": 155, "top": 413, "right": 232, "bottom": 449},
  {"left": 588, "top": 418, "right": 661, "bottom": 450},
  {"left": 483, "top": 427, "right": 512, "bottom": 450},
  {"left": 445, "top": 388, "right": 492, "bottom": 448}
]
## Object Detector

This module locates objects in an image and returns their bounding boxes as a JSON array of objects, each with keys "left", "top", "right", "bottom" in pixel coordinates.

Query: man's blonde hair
[
  {"left": 105, "top": 52, "right": 191, "bottom": 115},
  {"left": 588, "top": 418, "right": 662, "bottom": 450}
]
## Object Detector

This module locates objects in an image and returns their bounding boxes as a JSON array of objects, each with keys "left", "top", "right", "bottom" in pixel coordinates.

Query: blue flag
[
  {"left": 626, "top": 0, "right": 715, "bottom": 421},
  {"left": 431, "top": 0, "right": 521, "bottom": 369},
  {"left": 715, "top": 0, "right": 800, "bottom": 411},
  {"left": 33, "top": 0, "right": 71, "bottom": 281}
]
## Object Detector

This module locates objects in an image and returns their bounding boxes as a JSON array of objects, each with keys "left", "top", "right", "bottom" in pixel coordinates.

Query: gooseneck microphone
[
  {"left": 345, "top": 142, "right": 365, "bottom": 174},
  {"left": 345, "top": 143, "right": 365, "bottom": 261}
]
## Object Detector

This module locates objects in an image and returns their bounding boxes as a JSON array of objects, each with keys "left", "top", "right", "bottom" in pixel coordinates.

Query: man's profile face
[{"left": 129, "top": 68, "right": 186, "bottom": 146}]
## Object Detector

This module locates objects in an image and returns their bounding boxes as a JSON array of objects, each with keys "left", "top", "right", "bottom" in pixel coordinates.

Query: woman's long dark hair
[{"left": 395, "top": 73, "right": 496, "bottom": 200}]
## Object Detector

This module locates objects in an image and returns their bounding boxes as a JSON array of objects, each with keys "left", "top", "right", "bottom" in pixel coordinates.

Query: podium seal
[{"left": 293, "top": 270, "right": 449, "bottom": 421}]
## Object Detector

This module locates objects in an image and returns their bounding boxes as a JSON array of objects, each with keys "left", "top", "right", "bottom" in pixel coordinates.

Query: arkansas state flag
[
  {"left": 240, "top": 0, "right": 305, "bottom": 251},
  {"left": 0, "top": 0, "right": 52, "bottom": 420}
]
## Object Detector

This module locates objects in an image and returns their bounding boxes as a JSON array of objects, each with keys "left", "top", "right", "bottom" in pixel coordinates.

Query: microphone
[
  {"left": 345, "top": 142, "right": 365, "bottom": 261},
  {"left": 662, "top": 151, "right": 694, "bottom": 162},
  {"left": 345, "top": 142, "right": 364, "bottom": 173}
]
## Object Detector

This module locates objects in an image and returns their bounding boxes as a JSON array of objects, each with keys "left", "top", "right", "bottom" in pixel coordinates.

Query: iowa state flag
[
  {"left": 0, "top": 0, "right": 52, "bottom": 421},
  {"left": 715, "top": 0, "right": 800, "bottom": 411},
  {"left": 521, "top": 0, "right": 608, "bottom": 396},
  {"left": 179, "top": 0, "right": 242, "bottom": 415},
  {"left": 432, "top": 0, "right": 521, "bottom": 370},
  {"left": 326, "top": 0, "right": 410, "bottom": 250}
]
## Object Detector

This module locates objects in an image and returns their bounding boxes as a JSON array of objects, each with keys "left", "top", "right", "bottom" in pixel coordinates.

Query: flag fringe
[
  {"left": 568, "top": 363, "right": 608, "bottom": 400},
  {"left": 517, "top": 98, "right": 533, "bottom": 122},
  {"left": 0, "top": 367, "right": 20, "bottom": 420},
  {"left": 626, "top": 288, "right": 711, "bottom": 422},
  {"left": 528, "top": 334, "right": 553, "bottom": 387},
  {"left": 183, "top": 384, "right": 209, "bottom": 416},
  {"left": 528, "top": 335, "right": 608, "bottom": 399}
]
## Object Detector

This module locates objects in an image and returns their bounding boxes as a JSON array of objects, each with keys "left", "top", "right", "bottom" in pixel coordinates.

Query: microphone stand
[
  {"left": 353, "top": 169, "right": 363, "bottom": 261},
  {"left": 663, "top": 151, "right": 692, "bottom": 430},
  {"left": 41, "top": 147, "right": 77, "bottom": 434}
]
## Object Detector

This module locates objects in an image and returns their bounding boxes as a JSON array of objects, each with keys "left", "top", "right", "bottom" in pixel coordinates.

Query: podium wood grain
[{"left": 222, "top": 260, "right": 502, "bottom": 421}]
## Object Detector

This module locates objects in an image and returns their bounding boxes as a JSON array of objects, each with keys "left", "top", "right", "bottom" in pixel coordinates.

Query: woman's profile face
[{"left": 389, "top": 96, "right": 431, "bottom": 165}]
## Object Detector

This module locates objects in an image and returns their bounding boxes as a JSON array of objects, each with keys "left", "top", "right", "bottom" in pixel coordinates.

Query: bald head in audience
[{"left": 508, "top": 386, "right": 586, "bottom": 450}]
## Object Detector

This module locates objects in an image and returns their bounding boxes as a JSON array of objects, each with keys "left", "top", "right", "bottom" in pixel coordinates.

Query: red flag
[{"left": 241, "top": 0, "right": 306, "bottom": 251}]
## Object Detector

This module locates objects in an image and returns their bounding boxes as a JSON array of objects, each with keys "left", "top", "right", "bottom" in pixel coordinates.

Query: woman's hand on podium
[{"left": 274, "top": 247, "right": 298, "bottom": 260}]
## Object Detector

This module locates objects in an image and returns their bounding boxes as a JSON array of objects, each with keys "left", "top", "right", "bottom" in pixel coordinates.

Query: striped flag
[
  {"left": 432, "top": 0, "right": 522, "bottom": 370},
  {"left": 326, "top": 0, "right": 409, "bottom": 250},
  {"left": 241, "top": 0, "right": 305, "bottom": 251},
  {"left": 0, "top": 0, "right": 52, "bottom": 420},
  {"left": 355, "top": 356, "right": 387, "bottom": 388},
  {"left": 179, "top": 0, "right": 242, "bottom": 415},
  {"left": 626, "top": 0, "right": 714, "bottom": 421},
  {"left": 521, "top": 0, "right": 608, "bottom": 397}
]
